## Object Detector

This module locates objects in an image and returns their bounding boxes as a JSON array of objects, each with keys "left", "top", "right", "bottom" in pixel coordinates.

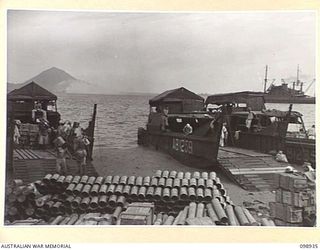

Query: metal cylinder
[
  {"left": 94, "top": 176, "right": 104, "bottom": 185},
  {"left": 177, "top": 172, "right": 184, "bottom": 179},
  {"left": 170, "top": 188, "right": 179, "bottom": 201},
  {"left": 155, "top": 170, "right": 162, "bottom": 178},
  {"left": 50, "top": 173, "right": 60, "bottom": 184},
  {"left": 173, "top": 178, "right": 180, "bottom": 188},
  {"left": 234, "top": 206, "right": 250, "bottom": 226},
  {"left": 57, "top": 175, "right": 66, "bottom": 186},
  {"left": 206, "top": 203, "right": 218, "bottom": 224},
  {"left": 106, "top": 184, "right": 116, "bottom": 195},
  {"left": 115, "top": 184, "right": 124, "bottom": 196},
  {"left": 162, "top": 187, "right": 170, "bottom": 201},
  {"left": 135, "top": 176, "right": 143, "bottom": 186},
  {"left": 209, "top": 172, "right": 216, "bottom": 180},
  {"left": 90, "top": 184, "right": 100, "bottom": 196},
  {"left": 71, "top": 196, "right": 81, "bottom": 209},
  {"left": 128, "top": 176, "right": 136, "bottom": 186},
  {"left": 79, "top": 175, "right": 89, "bottom": 185},
  {"left": 51, "top": 194, "right": 60, "bottom": 202},
  {"left": 112, "top": 175, "right": 120, "bottom": 185},
  {"left": 180, "top": 187, "right": 188, "bottom": 200},
  {"left": 196, "top": 188, "right": 204, "bottom": 201},
  {"left": 98, "top": 184, "right": 108, "bottom": 195},
  {"left": 206, "top": 179, "right": 214, "bottom": 190},
  {"left": 184, "top": 172, "right": 191, "bottom": 179},
  {"left": 163, "top": 215, "right": 175, "bottom": 225},
  {"left": 219, "top": 184, "right": 226, "bottom": 196},
  {"left": 35, "top": 194, "right": 52, "bottom": 207},
  {"left": 87, "top": 176, "right": 96, "bottom": 186},
  {"left": 65, "top": 183, "right": 76, "bottom": 196},
  {"left": 196, "top": 203, "right": 204, "bottom": 217},
  {"left": 143, "top": 176, "right": 151, "bottom": 187},
  {"left": 138, "top": 186, "right": 147, "bottom": 199},
  {"left": 215, "top": 177, "right": 222, "bottom": 189},
  {"left": 62, "top": 175, "right": 73, "bottom": 188},
  {"left": 64, "top": 196, "right": 74, "bottom": 207},
  {"left": 192, "top": 171, "right": 200, "bottom": 179},
  {"left": 122, "top": 185, "right": 131, "bottom": 197},
  {"left": 197, "top": 178, "right": 205, "bottom": 189},
  {"left": 212, "top": 186, "right": 221, "bottom": 200},
  {"left": 108, "top": 195, "right": 118, "bottom": 207},
  {"left": 153, "top": 213, "right": 163, "bottom": 225},
  {"left": 201, "top": 172, "right": 208, "bottom": 179},
  {"left": 165, "top": 178, "right": 173, "bottom": 188},
  {"left": 130, "top": 186, "right": 139, "bottom": 199},
  {"left": 188, "top": 187, "right": 196, "bottom": 201},
  {"left": 150, "top": 177, "right": 158, "bottom": 187},
  {"left": 181, "top": 178, "right": 189, "bottom": 187},
  {"left": 146, "top": 186, "right": 154, "bottom": 199},
  {"left": 80, "top": 197, "right": 91, "bottom": 210},
  {"left": 225, "top": 205, "right": 238, "bottom": 226},
  {"left": 81, "top": 184, "right": 91, "bottom": 197},
  {"left": 189, "top": 178, "right": 197, "bottom": 188},
  {"left": 116, "top": 196, "right": 126, "bottom": 207},
  {"left": 211, "top": 198, "right": 228, "bottom": 224},
  {"left": 111, "top": 206, "right": 122, "bottom": 224},
  {"left": 73, "top": 183, "right": 84, "bottom": 196},
  {"left": 154, "top": 187, "right": 162, "bottom": 200},
  {"left": 43, "top": 174, "right": 52, "bottom": 185},
  {"left": 162, "top": 170, "right": 169, "bottom": 179},
  {"left": 177, "top": 206, "right": 188, "bottom": 225},
  {"left": 242, "top": 208, "right": 259, "bottom": 226},
  {"left": 204, "top": 188, "right": 213, "bottom": 202},
  {"left": 50, "top": 215, "right": 64, "bottom": 225},
  {"left": 158, "top": 177, "right": 165, "bottom": 187},
  {"left": 52, "top": 201, "right": 65, "bottom": 215},
  {"left": 169, "top": 170, "right": 177, "bottom": 179},
  {"left": 90, "top": 196, "right": 99, "bottom": 209},
  {"left": 120, "top": 176, "right": 128, "bottom": 185},
  {"left": 188, "top": 202, "right": 197, "bottom": 219},
  {"left": 105, "top": 175, "right": 113, "bottom": 185},
  {"left": 98, "top": 195, "right": 108, "bottom": 208}
]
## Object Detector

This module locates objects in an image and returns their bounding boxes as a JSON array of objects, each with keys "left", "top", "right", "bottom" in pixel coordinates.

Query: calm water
[{"left": 57, "top": 93, "right": 316, "bottom": 149}]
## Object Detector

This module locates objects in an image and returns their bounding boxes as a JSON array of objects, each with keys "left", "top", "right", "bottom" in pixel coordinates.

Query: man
[
  {"left": 74, "top": 136, "right": 89, "bottom": 175},
  {"left": 38, "top": 118, "right": 50, "bottom": 149},
  {"left": 246, "top": 107, "right": 255, "bottom": 131},
  {"left": 307, "top": 125, "right": 315, "bottom": 139},
  {"left": 55, "top": 137, "right": 72, "bottom": 175},
  {"left": 220, "top": 123, "right": 228, "bottom": 147}
]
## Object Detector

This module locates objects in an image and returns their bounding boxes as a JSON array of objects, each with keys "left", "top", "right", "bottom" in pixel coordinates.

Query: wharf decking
[{"left": 218, "top": 147, "right": 289, "bottom": 191}]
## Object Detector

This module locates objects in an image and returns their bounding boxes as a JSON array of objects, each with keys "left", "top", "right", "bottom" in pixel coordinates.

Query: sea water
[{"left": 57, "top": 93, "right": 316, "bottom": 149}]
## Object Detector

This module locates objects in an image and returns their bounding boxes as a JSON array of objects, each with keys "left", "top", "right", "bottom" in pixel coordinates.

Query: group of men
[{"left": 55, "top": 120, "right": 90, "bottom": 175}]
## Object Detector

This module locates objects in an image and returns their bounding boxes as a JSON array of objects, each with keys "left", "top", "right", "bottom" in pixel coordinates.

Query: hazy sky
[{"left": 7, "top": 10, "right": 316, "bottom": 94}]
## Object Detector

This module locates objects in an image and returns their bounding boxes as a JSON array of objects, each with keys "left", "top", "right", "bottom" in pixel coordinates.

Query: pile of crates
[
  {"left": 270, "top": 172, "right": 316, "bottom": 227},
  {"left": 18, "top": 123, "right": 39, "bottom": 147}
]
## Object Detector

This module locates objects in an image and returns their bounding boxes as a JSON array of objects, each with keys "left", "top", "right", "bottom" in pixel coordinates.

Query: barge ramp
[{"left": 218, "top": 147, "right": 289, "bottom": 191}]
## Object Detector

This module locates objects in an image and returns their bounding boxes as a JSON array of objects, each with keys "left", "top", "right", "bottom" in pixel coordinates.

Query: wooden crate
[
  {"left": 120, "top": 202, "right": 154, "bottom": 225},
  {"left": 279, "top": 173, "right": 308, "bottom": 191},
  {"left": 269, "top": 202, "right": 303, "bottom": 223}
]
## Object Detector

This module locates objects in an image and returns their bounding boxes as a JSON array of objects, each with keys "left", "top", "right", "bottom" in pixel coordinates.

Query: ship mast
[{"left": 263, "top": 65, "right": 268, "bottom": 93}]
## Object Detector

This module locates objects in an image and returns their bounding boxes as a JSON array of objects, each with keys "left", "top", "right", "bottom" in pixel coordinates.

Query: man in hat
[
  {"left": 38, "top": 118, "right": 50, "bottom": 149},
  {"left": 13, "top": 120, "right": 21, "bottom": 145},
  {"left": 73, "top": 135, "right": 89, "bottom": 175}
]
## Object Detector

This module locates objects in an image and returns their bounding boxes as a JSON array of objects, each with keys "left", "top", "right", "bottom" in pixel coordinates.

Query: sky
[{"left": 7, "top": 10, "right": 316, "bottom": 95}]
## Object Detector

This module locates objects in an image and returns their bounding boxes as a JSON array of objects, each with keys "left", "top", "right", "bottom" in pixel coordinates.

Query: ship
[
  {"left": 6, "top": 81, "right": 98, "bottom": 183},
  {"left": 262, "top": 65, "right": 315, "bottom": 104},
  {"left": 137, "top": 87, "right": 226, "bottom": 169}
]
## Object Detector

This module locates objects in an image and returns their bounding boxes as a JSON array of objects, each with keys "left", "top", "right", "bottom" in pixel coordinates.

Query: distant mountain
[{"left": 7, "top": 67, "right": 97, "bottom": 94}]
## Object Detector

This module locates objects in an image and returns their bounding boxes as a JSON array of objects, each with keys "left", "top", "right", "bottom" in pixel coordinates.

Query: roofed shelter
[
  {"left": 205, "top": 91, "right": 266, "bottom": 111},
  {"left": 7, "top": 81, "right": 60, "bottom": 127},
  {"left": 149, "top": 87, "right": 205, "bottom": 113}
]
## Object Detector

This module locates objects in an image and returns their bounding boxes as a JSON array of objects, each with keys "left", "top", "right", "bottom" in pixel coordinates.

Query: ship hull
[
  {"left": 264, "top": 96, "right": 315, "bottom": 104},
  {"left": 139, "top": 129, "right": 221, "bottom": 169}
]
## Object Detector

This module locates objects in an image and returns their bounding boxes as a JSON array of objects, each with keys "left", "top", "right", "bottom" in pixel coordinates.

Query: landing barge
[{"left": 138, "top": 87, "right": 225, "bottom": 168}]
